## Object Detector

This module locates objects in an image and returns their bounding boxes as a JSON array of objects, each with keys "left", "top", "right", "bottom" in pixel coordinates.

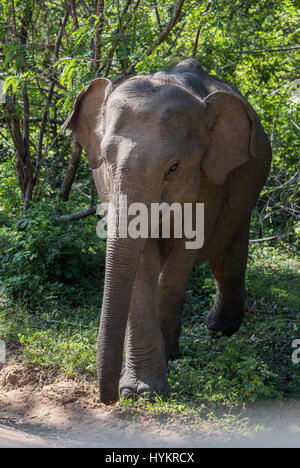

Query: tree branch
[
  {"left": 69, "top": 0, "right": 79, "bottom": 30},
  {"left": 59, "top": 138, "right": 82, "bottom": 201},
  {"left": 116, "top": 0, "right": 185, "bottom": 81},
  {"left": 93, "top": 0, "right": 105, "bottom": 68},
  {"left": 146, "top": 0, "right": 184, "bottom": 53},
  {"left": 57, "top": 205, "right": 97, "bottom": 221},
  {"left": 192, "top": 1, "right": 211, "bottom": 56},
  {"left": 230, "top": 45, "right": 300, "bottom": 55},
  {"left": 78, "top": 0, "right": 91, "bottom": 16},
  {"left": 30, "top": 8, "right": 70, "bottom": 210},
  {"left": 99, "top": 0, "right": 141, "bottom": 76},
  {"left": 153, "top": 0, "right": 162, "bottom": 32}
]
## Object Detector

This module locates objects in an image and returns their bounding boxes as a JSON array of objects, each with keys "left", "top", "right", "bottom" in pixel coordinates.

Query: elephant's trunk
[{"left": 97, "top": 232, "right": 146, "bottom": 404}]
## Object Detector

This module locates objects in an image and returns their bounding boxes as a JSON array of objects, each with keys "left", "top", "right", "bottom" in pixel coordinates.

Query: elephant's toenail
[{"left": 121, "top": 388, "right": 138, "bottom": 399}]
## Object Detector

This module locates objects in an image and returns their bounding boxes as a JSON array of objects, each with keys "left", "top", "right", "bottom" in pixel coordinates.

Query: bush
[{"left": 0, "top": 203, "right": 105, "bottom": 307}]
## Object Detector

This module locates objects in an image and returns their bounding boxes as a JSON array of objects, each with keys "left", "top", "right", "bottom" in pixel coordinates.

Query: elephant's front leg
[
  {"left": 119, "top": 239, "right": 168, "bottom": 398},
  {"left": 159, "top": 240, "right": 199, "bottom": 361}
]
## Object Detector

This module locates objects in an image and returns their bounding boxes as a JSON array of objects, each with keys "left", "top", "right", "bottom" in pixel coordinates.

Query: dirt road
[{"left": 0, "top": 363, "right": 299, "bottom": 448}]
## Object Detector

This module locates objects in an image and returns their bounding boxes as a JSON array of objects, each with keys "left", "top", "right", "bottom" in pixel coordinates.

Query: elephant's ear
[
  {"left": 203, "top": 91, "right": 257, "bottom": 185},
  {"left": 62, "top": 78, "right": 113, "bottom": 169}
]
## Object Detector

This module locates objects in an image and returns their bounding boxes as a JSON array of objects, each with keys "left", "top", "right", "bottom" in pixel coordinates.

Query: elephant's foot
[
  {"left": 119, "top": 370, "right": 169, "bottom": 399},
  {"left": 206, "top": 303, "right": 244, "bottom": 337}
]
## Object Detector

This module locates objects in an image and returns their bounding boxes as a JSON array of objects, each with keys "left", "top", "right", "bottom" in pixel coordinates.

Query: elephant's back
[{"left": 164, "top": 58, "right": 238, "bottom": 100}]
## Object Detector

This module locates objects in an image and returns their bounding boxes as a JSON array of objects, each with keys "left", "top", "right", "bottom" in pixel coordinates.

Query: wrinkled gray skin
[{"left": 63, "top": 59, "right": 272, "bottom": 404}]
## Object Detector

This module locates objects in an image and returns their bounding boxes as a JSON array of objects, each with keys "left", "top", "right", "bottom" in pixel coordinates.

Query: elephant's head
[{"left": 63, "top": 75, "right": 257, "bottom": 404}]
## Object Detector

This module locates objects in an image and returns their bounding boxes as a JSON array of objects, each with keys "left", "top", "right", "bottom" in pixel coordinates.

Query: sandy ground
[{"left": 0, "top": 362, "right": 299, "bottom": 448}]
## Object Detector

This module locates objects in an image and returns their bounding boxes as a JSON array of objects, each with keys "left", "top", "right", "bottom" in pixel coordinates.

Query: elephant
[{"left": 63, "top": 58, "right": 272, "bottom": 404}]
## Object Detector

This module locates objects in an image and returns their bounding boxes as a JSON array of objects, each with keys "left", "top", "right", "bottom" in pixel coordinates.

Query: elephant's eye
[{"left": 168, "top": 161, "right": 180, "bottom": 173}]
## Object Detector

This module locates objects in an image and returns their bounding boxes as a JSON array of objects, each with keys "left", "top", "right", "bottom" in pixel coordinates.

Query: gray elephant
[{"left": 63, "top": 58, "right": 272, "bottom": 404}]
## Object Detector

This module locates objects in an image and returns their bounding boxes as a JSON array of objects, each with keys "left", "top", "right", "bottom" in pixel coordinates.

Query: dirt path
[{"left": 0, "top": 363, "right": 299, "bottom": 448}]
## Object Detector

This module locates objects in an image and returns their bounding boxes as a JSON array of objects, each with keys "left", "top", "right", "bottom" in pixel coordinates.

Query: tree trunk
[{"left": 59, "top": 138, "right": 82, "bottom": 201}]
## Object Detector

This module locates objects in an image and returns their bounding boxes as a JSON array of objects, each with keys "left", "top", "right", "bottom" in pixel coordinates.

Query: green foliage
[
  {"left": 0, "top": 0, "right": 298, "bottom": 239},
  {"left": 0, "top": 203, "right": 105, "bottom": 306},
  {"left": 19, "top": 329, "right": 97, "bottom": 377},
  {"left": 0, "top": 160, "right": 21, "bottom": 214},
  {"left": 0, "top": 300, "right": 99, "bottom": 377}
]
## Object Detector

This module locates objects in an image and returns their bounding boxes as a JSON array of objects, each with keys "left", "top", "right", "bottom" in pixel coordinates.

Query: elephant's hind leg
[{"left": 207, "top": 217, "right": 250, "bottom": 337}]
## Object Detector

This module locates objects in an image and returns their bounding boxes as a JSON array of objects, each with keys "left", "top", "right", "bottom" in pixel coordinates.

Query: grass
[{"left": 0, "top": 244, "right": 299, "bottom": 427}]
